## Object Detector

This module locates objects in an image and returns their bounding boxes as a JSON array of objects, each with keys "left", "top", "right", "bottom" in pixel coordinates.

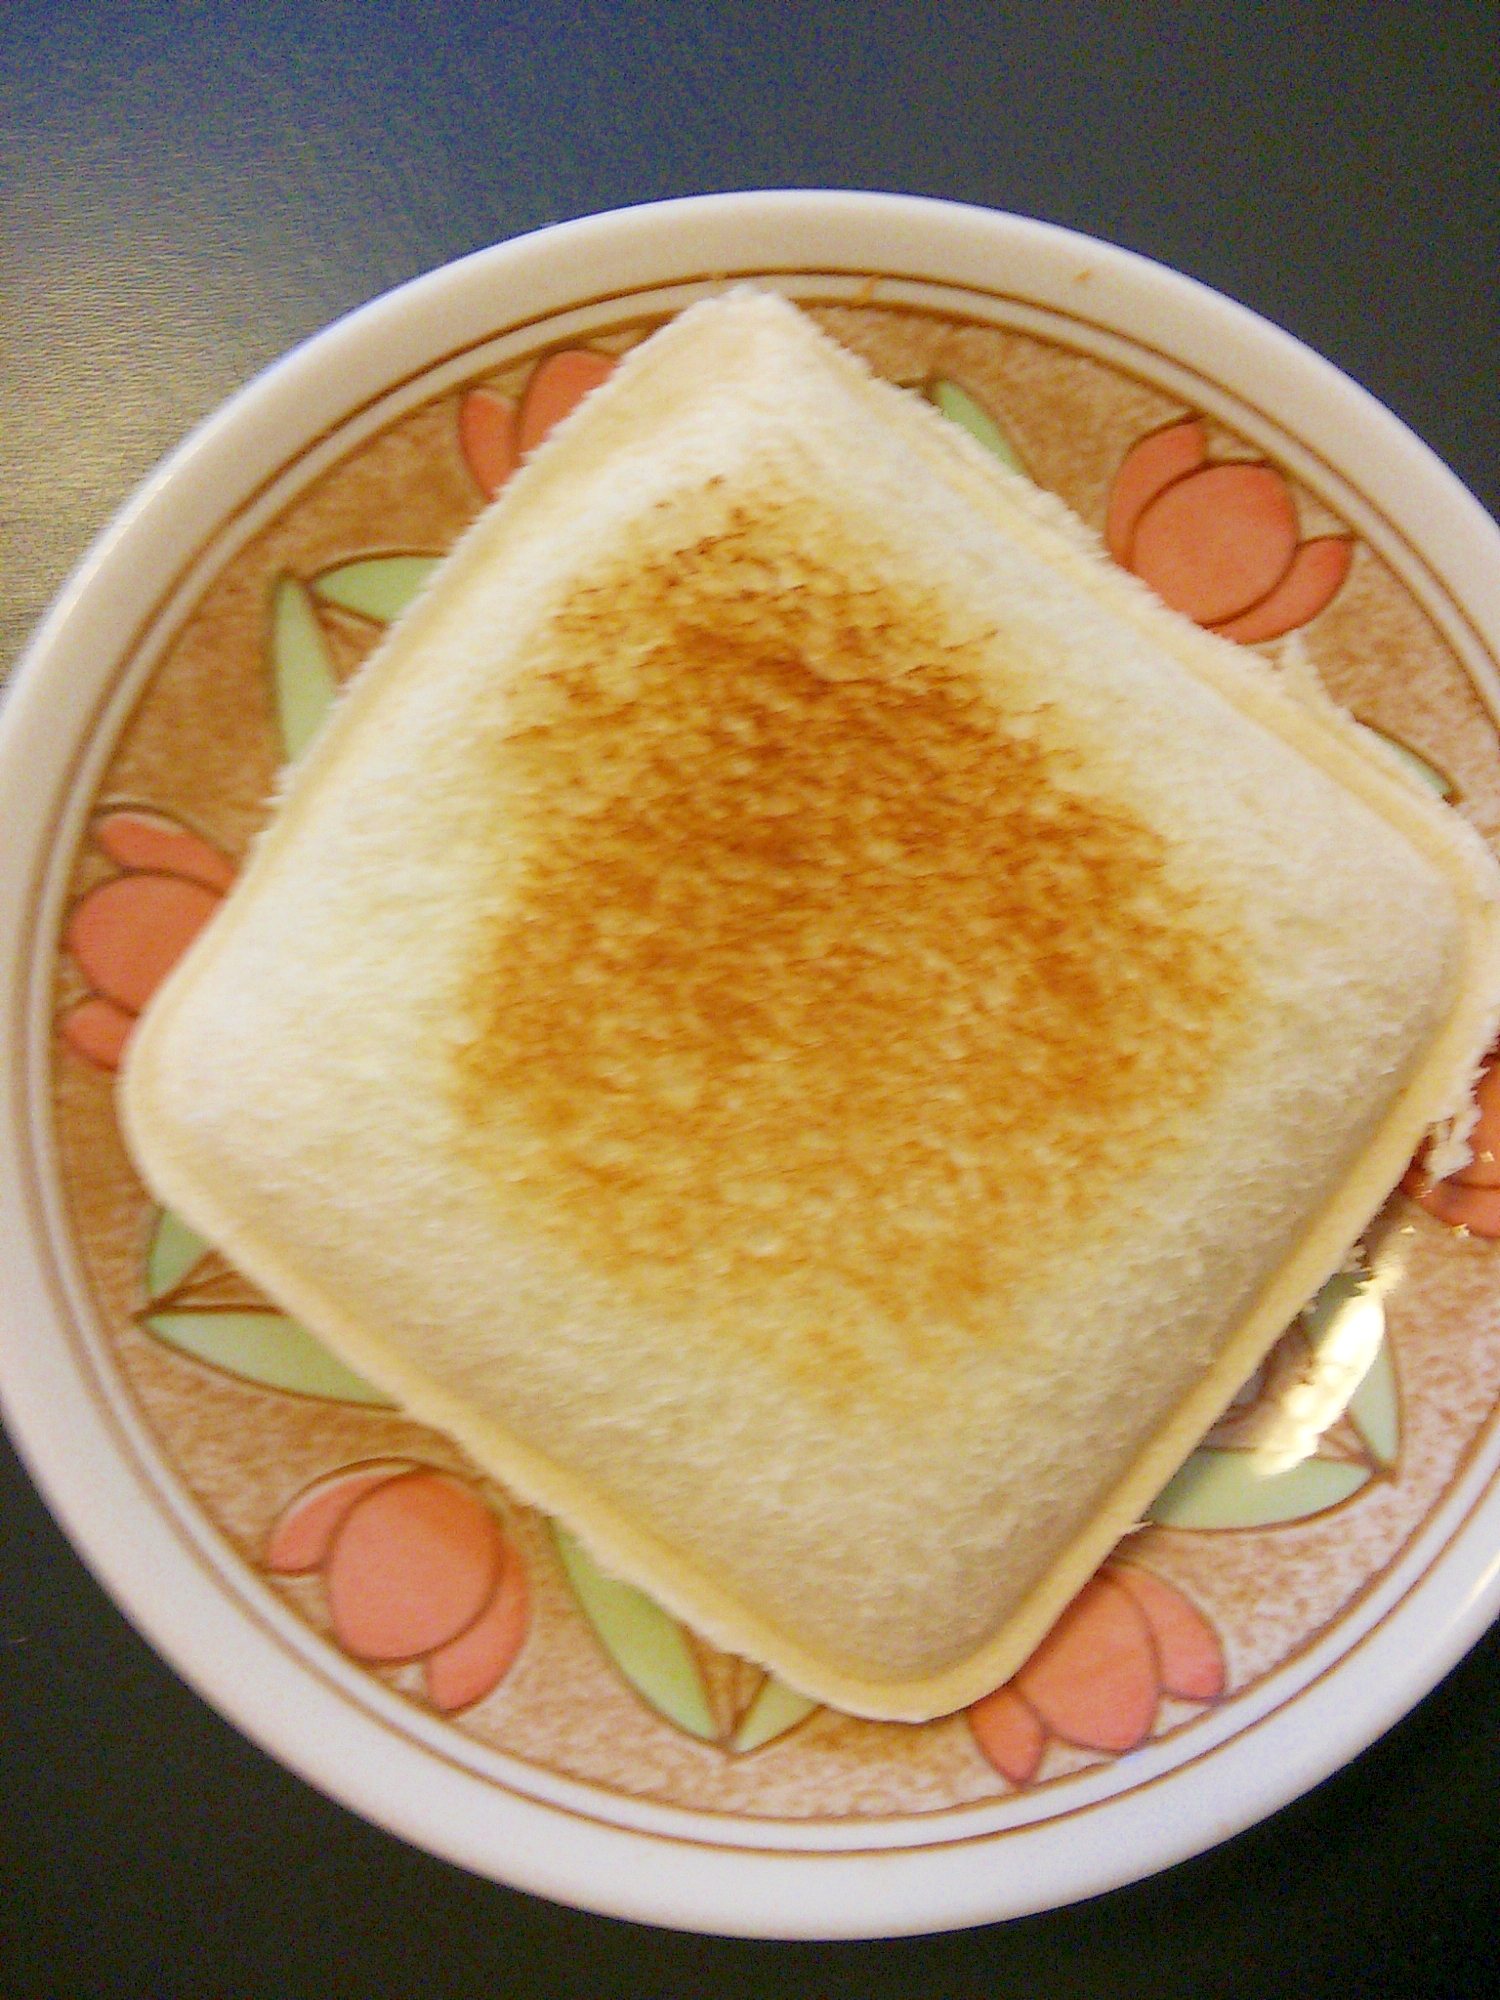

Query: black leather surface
[{"left": 4, "top": 3, "right": 1499, "bottom": 1991}]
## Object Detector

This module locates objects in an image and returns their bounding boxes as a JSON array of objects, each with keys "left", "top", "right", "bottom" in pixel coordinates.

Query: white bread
[{"left": 121, "top": 293, "right": 1500, "bottom": 1720}]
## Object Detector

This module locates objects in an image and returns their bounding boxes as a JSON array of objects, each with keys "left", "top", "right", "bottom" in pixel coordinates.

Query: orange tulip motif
[
  {"left": 60, "top": 810, "right": 235, "bottom": 1070},
  {"left": 266, "top": 1461, "right": 530, "bottom": 1713},
  {"left": 459, "top": 348, "right": 618, "bottom": 500},
  {"left": 1106, "top": 419, "right": 1351, "bottom": 643},
  {"left": 968, "top": 1560, "right": 1225, "bottom": 1786}
]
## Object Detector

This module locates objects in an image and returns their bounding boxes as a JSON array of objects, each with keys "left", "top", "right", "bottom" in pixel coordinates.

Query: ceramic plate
[{"left": 5, "top": 192, "right": 1500, "bottom": 1940}]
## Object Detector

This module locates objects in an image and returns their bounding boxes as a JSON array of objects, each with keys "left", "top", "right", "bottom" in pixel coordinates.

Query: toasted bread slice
[{"left": 121, "top": 293, "right": 1500, "bottom": 1719}]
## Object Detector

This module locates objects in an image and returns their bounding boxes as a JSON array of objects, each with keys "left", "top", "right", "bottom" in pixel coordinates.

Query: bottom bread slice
[{"left": 121, "top": 293, "right": 1500, "bottom": 1718}]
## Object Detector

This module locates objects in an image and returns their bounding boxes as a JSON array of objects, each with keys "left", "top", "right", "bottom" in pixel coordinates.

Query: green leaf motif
[
  {"left": 730, "top": 1674, "right": 819, "bottom": 1753},
  {"left": 552, "top": 1526, "right": 716, "bottom": 1740},
  {"left": 1149, "top": 1447, "right": 1371, "bottom": 1529},
  {"left": 147, "top": 1208, "right": 209, "bottom": 1301},
  {"left": 312, "top": 555, "right": 440, "bottom": 624},
  {"left": 271, "top": 575, "right": 338, "bottom": 764},
  {"left": 1347, "top": 1334, "right": 1400, "bottom": 1469},
  {"left": 929, "top": 379, "right": 1027, "bottom": 476},
  {"left": 145, "top": 1310, "right": 392, "bottom": 1406}
]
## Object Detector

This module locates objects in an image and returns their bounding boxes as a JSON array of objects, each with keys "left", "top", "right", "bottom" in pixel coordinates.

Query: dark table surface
[{"left": 5, "top": 4, "right": 1500, "bottom": 1993}]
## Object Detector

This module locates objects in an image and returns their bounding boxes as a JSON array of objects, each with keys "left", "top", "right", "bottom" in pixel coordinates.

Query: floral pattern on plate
[
  {"left": 969, "top": 1563, "right": 1224, "bottom": 1785},
  {"left": 1105, "top": 418, "right": 1352, "bottom": 641},
  {"left": 61, "top": 811, "right": 233, "bottom": 1070},
  {"left": 267, "top": 1462, "right": 529, "bottom": 1712}
]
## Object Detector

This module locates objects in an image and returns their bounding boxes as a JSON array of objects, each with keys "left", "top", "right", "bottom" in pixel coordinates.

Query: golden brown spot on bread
[{"left": 453, "top": 500, "right": 1245, "bottom": 1399}]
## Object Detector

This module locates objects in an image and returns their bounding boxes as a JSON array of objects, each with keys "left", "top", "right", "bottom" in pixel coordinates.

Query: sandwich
[{"left": 120, "top": 292, "right": 1500, "bottom": 1720}]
